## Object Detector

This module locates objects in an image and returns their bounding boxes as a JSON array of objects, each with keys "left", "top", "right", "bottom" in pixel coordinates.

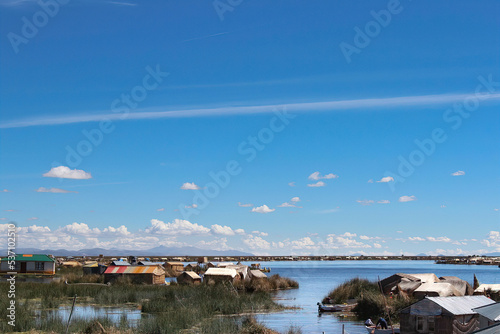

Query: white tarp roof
[
  {"left": 204, "top": 268, "right": 237, "bottom": 278},
  {"left": 414, "top": 282, "right": 462, "bottom": 297},
  {"left": 475, "top": 284, "right": 500, "bottom": 293}
]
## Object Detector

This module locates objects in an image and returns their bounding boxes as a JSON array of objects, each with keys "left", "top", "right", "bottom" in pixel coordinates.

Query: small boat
[
  {"left": 260, "top": 267, "right": 271, "bottom": 273},
  {"left": 317, "top": 302, "right": 356, "bottom": 312},
  {"left": 365, "top": 327, "right": 400, "bottom": 334}
]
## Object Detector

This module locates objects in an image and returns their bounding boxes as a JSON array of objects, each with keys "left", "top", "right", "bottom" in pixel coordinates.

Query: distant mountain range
[{"left": 0, "top": 245, "right": 253, "bottom": 257}]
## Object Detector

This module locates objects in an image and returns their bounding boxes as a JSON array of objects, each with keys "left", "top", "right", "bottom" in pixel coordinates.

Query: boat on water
[
  {"left": 365, "top": 327, "right": 400, "bottom": 334},
  {"left": 317, "top": 302, "right": 356, "bottom": 312}
]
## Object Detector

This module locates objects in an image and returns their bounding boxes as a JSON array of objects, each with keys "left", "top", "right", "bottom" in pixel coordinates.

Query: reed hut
[
  {"left": 400, "top": 296, "right": 495, "bottom": 334},
  {"left": 203, "top": 268, "right": 238, "bottom": 284},
  {"left": 250, "top": 269, "right": 268, "bottom": 279},
  {"left": 82, "top": 262, "right": 107, "bottom": 275},
  {"left": 164, "top": 262, "right": 184, "bottom": 272},
  {"left": 474, "top": 284, "right": 500, "bottom": 300},
  {"left": 177, "top": 271, "right": 202, "bottom": 285},
  {"left": 104, "top": 265, "right": 165, "bottom": 284}
]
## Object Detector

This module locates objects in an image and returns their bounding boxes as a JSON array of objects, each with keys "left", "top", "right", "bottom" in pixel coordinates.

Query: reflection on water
[
  {"left": 37, "top": 305, "right": 145, "bottom": 327},
  {"left": 254, "top": 260, "right": 500, "bottom": 334}
]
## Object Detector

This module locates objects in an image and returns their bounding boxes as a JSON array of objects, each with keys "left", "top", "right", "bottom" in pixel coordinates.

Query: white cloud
[
  {"left": 278, "top": 202, "right": 296, "bottom": 208},
  {"left": 238, "top": 202, "right": 253, "bottom": 207},
  {"left": 408, "top": 237, "right": 425, "bottom": 241},
  {"left": 307, "top": 181, "right": 325, "bottom": 187},
  {"left": 377, "top": 200, "right": 390, "bottom": 204},
  {"left": 2, "top": 189, "right": 10, "bottom": 192},
  {"left": 373, "top": 243, "right": 382, "bottom": 248},
  {"left": 321, "top": 234, "right": 371, "bottom": 249},
  {"left": 252, "top": 231, "right": 268, "bottom": 237},
  {"left": 290, "top": 237, "right": 317, "bottom": 250},
  {"left": 288, "top": 182, "right": 296, "bottom": 187},
  {"left": 145, "top": 218, "right": 210, "bottom": 235},
  {"left": 451, "top": 170, "right": 465, "bottom": 176},
  {"left": 5, "top": 93, "right": 500, "bottom": 129},
  {"left": 180, "top": 182, "right": 201, "bottom": 190},
  {"left": 243, "top": 235, "right": 271, "bottom": 249},
  {"left": 235, "top": 229, "right": 245, "bottom": 235},
  {"left": 251, "top": 205, "right": 275, "bottom": 214},
  {"left": 102, "top": 225, "right": 130, "bottom": 236},
  {"left": 211, "top": 224, "right": 236, "bottom": 236},
  {"left": 427, "top": 236, "right": 451, "bottom": 242},
  {"left": 157, "top": 208, "right": 165, "bottom": 212},
  {"left": 342, "top": 232, "right": 357, "bottom": 238},
  {"left": 367, "top": 179, "right": 373, "bottom": 183},
  {"left": 291, "top": 197, "right": 300, "bottom": 202},
  {"left": 376, "top": 176, "right": 394, "bottom": 183},
  {"left": 35, "top": 187, "right": 77, "bottom": 194},
  {"left": 308, "top": 171, "right": 338, "bottom": 180},
  {"left": 43, "top": 166, "right": 92, "bottom": 179},
  {"left": 60, "top": 222, "right": 100, "bottom": 236},
  {"left": 185, "top": 204, "right": 198, "bottom": 209},
  {"left": 357, "top": 199, "right": 374, "bottom": 206},
  {"left": 197, "top": 238, "right": 230, "bottom": 251},
  {"left": 399, "top": 195, "right": 417, "bottom": 202}
]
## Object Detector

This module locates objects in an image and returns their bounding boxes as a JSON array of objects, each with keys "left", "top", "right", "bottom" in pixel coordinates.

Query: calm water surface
[{"left": 253, "top": 260, "right": 500, "bottom": 334}]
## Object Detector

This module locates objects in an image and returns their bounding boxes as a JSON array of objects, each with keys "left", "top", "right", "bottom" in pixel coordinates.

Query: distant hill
[
  {"left": 0, "top": 246, "right": 253, "bottom": 257},
  {"left": 484, "top": 252, "right": 500, "bottom": 257}
]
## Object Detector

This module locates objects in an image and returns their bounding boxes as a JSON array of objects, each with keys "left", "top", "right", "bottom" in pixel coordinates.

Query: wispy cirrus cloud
[
  {"left": 180, "top": 182, "right": 200, "bottom": 190},
  {"left": 35, "top": 187, "right": 77, "bottom": 194},
  {"left": 451, "top": 170, "right": 465, "bottom": 176},
  {"left": 4, "top": 93, "right": 500, "bottom": 129}
]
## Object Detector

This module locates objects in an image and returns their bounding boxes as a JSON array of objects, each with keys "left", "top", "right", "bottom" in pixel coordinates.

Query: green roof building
[{"left": 0, "top": 254, "right": 56, "bottom": 275}]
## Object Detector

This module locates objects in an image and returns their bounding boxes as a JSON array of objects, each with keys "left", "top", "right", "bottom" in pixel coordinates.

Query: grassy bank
[
  {"left": 323, "top": 277, "right": 415, "bottom": 322},
  {"left": 0, "top": 274, "right": 299, "bottom": 333}
]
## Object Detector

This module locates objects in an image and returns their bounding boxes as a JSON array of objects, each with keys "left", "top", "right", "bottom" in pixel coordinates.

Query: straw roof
[{"left": 204, "top": 268, "right": 237, "bottom": 278}]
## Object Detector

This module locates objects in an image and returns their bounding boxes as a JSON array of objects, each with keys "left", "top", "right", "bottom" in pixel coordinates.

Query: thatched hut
[
  {"left": 164, "top": 262, "right": 184, "bottom": 273},
  {"left": 177, "top": 271, "right": 202, "bottom": 285},
  {"left": 250, "top": 270, "right": 267, "bottom": 279},
  {"left": 439, "top": 276, "right": 474, "bottom": 296}
]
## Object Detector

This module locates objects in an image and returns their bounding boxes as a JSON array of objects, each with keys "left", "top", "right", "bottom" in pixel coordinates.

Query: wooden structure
[
  {"left": 177, "top": 271, "right": 202, "bottom": 285},
  {"left": 104, "top": 265, "right": 165, "bottom": 284},
  {"left": 82, "top": 262, "right": 107, "bottom": 275},
  {"left": 400, "top": 296, "right": 495, "bottom": 334},
  {"left": 0, "top": 254, "right": 55, "bottom": 275}
]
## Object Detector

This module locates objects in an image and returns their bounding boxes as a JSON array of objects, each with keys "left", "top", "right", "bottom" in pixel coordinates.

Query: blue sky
[{"left": 0, "top": 0, "right": 499, "bottom": 255}]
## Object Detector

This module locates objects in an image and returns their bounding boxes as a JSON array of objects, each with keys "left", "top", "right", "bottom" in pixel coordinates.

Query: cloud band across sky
[{"left": 3, "top": 92, "right": 500, "bottom": 129}]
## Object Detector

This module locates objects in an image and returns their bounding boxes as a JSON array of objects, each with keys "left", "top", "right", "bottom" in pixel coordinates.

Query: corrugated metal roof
[
  {"left": 471, "top": 322, "right": 500, "bottom": 334},
  {"left": 104, "top": 265, "right": 164, "bottom": 275},
  {"left": 426, "top": 296, "right": 495, "bottom": 315},
  {"left": 204, "top": 268, "right": 237, "bottom": 277},
  {"left": 473, "top": 302, "right": 500, "bottom": 321},
  {"left": 1, "top": 254, "right": 54, "bottom": 262}
]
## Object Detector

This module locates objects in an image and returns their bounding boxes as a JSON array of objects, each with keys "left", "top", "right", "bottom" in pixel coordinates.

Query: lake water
[
  {"left": 252, "top": 260, "right": 500, "bottom": 334},
  {"left": 39, "top": 260, "right": 500, "bottom": 333}
]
